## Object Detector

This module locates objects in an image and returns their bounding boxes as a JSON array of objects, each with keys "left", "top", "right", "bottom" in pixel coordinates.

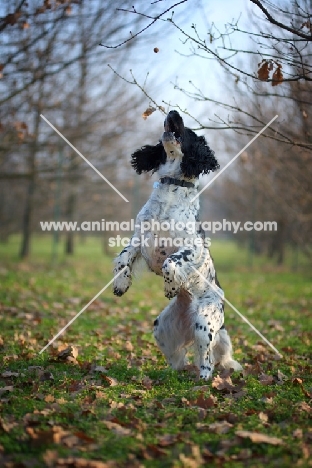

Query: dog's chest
[{"left": 136, "top": 185, "right": 200, "bottom": 275}]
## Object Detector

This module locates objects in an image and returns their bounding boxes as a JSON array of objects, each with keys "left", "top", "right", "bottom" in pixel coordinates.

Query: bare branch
[
  {"left": 249, "top": 0, "right": 312, "bottom": 40},
  {"left": 100, "top": 0, "right": 187, "bottom": 49}
]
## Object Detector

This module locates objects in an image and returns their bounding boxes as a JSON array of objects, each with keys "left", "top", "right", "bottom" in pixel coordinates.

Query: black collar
[{"left": 160, "top": 176, "right": 195, "bottom": 189}]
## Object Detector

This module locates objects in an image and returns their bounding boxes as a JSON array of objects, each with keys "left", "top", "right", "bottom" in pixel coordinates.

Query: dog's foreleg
[
  {"left": 162, "top": 243, "right": 203, "bottom": 299},
  {"left": 113, "top": 236, "right": 141, "bottom": 296}
]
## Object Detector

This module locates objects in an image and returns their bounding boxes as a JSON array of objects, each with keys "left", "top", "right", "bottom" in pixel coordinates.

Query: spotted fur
[{"left": 113, "top": 110, "right": 242, "bottom": 379}]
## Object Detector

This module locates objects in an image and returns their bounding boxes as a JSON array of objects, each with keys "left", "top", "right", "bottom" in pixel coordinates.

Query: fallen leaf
[
  {"left": 208, "top": 421, "right": 233, "bottom": 434},
  {"left": 57, "top": 346, "right": 79, "bottom": 361},
  {"left": 73, "top": 431, "right": 96, "bottom": 444},
  {"left": 259, "top": 374, "right": 274, "bottom": 385},
  {"left": 212, "top": 369, "right": 243, "bottom": 393},
  {"left": 44, "top": 394, "right": 55, "bottom": 403},
  {"left": 1, "top": 371, "right": 20, "bottom": 378},
  {"left": 179, "top": 445, "right": 204, "bottom": 466},
  {"left": 92, "top": 365, "right": 108, "bottom": 374},
  {"left": 39, "top": 370, "right": 54, "bottom": 381},
  {"left": 190, "top": 392, "right": 217, "bottom": 409},
  {"left": 258, "top": 412, "right": 269, "bottom": 423},
  {"left": 0, "top": 386, "right": 14, "bottom": 395},
  {"left": 124, "top": 341, "right": 133, "bottom": 351},
  {"left": 157, "top": 434, "right": 178, "bottom": 446},
  {"left": 142, "top": 376, "right": 153, "bottom": 390},
  {"left": 292, "top": 378, "right": 312, "bottom": 398},
  {"left": 236, "top": 430, "right": 284, "bottom": 445},
  {"left": 102, "top": 375, "right": 118, "bottom": 386},
  {"left": 53, "top": 457, "right": 114, "bottom": 467},
  {"left": 293, "top": 428, "right": 303, "bottom": 439},
  {"left": 296, "top": 401, "right": 311, "bottom": 413},
  {"left": 104, "top": 421, "right": 131, "bottom": 436}
]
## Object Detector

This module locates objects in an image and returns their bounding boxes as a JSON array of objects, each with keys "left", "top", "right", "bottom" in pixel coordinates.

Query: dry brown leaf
[
  {"left": 57, "top": 346, "right": 78, "bottom": 361},
  {"left": 208, "top": 421, "right": 233, "bottom": 434},
  {"left": 2, "top": 371, "right": 20, "bottom": 378},
  {"left": 257, "top": 60, "right": 271, "bottom": 81},
  {"left": 293, "top": 428, "right": 303, "bottom": 439},
  {"left": 258, "top": 411, "right": 269, "bottom": 423},
  {"left": 212, "top": 370, "right": 239, "bottom": 393},
  {"left": 73, "top": 431, "right": 96, "bottom": 444},
  {"left": 190, "top": 392, "right": 217, "bottom": 409},
  {"left": 192, "top": 385, "right": 210, "bottom": 392},
  {"left": 92, "top": 365, "right": 108, "bottom": 374},
  {"left": 103, "top": 375, "right": 118, "bottom": 386},
  {"left": 179, "top": 444, "right": 204, "bottom": 467},
  {"left": 142, "top": 376, "right": 153, "bottom": 390},
  {"left": 259, "top": 373, "right": 274, "bottom": 386},
  {"left": 104, "top": 421, "right": 131, "bottom": 436},
  {"left": 124, "top": 341, "right": 134, "bottom": 351},
  {"left": 272, "top": 65, "right": 283, "bottom": 86},
  {"left": 296, "top": 401, "right": 311, "bottom": 413},
  {"left": 44, "top": 394, "right": 55, "bottom": 403},
  {"left": 142, "top": 107, "right": 156, "bottom": 120},
  {"left": 54, "top": 457, "right": 115, "bottom": 467},
  {"left": 236, "top": 430, "right": 284, "bottom": 445},
  {"left": 39, "top": 370, "right": 54, "bottom": 381},
  {"left": 243, "top": 362, "right": 262, "bottom": 377},
  {"left": 157, "top": 434, "right": 178, "bottom": 446},
  {"left": 0, "top": 386, "right": 14, "bottom": 395}
]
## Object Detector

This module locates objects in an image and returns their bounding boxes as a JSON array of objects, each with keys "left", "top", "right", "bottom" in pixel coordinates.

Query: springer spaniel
[{"left": 113, "top": 110, "right": 242, "bottom": 379}]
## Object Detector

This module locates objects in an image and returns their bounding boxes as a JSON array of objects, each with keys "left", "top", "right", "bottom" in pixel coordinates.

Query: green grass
[{"left": 0, "top": 236, "right": 311, "bottom": 467}]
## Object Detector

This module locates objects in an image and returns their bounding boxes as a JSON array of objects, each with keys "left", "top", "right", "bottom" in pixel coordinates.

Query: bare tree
[{"left": 0, "top": 0, "right": 146, "bottom": 257}]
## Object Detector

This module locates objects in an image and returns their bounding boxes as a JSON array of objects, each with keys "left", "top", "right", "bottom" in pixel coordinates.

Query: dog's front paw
[
  {"left": 199, "top": 365, "right": 214, "bottom": 380},
  {"left": 162, "top": 258, "right": 182, "bottom": 299},
  {"left": 113, "top": 266, "right": 132, "bottom": 296}
]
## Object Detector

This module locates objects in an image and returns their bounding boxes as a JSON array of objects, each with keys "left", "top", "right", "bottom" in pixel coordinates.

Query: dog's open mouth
[{"left": 163, "top": 110, "right": 185, "bottom": 143}]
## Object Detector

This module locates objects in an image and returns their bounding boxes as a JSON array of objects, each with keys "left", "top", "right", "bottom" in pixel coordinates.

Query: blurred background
[{"left": 0, "top": 0, "right": 311, "bottom": 268}]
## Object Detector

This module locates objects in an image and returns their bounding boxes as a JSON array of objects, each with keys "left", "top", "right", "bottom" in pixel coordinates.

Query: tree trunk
[
  {"left": 65, "top": 192, "right": 75, "bottom": 255},
  {"left": 19, "top": 174, "right": 35, "bottom": 258}
]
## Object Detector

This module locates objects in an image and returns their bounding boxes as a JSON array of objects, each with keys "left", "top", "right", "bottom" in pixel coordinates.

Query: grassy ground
[{"left": 0, "top": 236, "right": 311, "bottom": 467}]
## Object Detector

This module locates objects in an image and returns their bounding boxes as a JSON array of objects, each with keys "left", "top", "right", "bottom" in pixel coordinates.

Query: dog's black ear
[
  {"left": 180, "top": 133, "right": 219, "bottom": 179},
  {"left": 131, "top": 142, "right": 166, "bottom": 174}
]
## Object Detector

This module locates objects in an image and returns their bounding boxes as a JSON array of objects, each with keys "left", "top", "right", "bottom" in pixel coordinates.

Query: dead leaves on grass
[
  {"left": 212, "top": 369, "right": 246, "bottom": 398},
  {"left": 236, "top": 430, "right": 284, "bottom": 446}
]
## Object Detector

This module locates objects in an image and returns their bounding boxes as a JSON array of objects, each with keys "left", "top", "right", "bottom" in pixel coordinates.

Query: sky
[
  {"left": 111, "top": 0, "right": 251, "bottom": 126},
  {"left": 101, "top": 0, "right": 253, "bottom": 177}
]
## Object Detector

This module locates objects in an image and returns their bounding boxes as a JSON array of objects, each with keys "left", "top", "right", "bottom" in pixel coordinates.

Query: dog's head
[{"left": 131, "top": 110, "right": 219, "bottom": 179}]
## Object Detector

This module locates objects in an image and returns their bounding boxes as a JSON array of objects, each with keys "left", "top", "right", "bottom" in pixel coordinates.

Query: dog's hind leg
[
  {"left": 193, "top": 311, "right": 217, "bottom": 380},
  {"left": 153, "top": 290, "right": 193, "bottom": 370},
  {"left": 212, "top": 328, "right": 242, "bottom": 371}
]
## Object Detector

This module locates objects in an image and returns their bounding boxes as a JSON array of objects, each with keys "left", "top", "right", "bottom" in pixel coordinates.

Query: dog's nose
[{"left": 164, "top": 111, "right": 184, "bottom": 137}]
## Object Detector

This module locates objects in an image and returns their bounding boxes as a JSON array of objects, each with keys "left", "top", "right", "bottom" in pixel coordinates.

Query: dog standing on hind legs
[{"left": 113, "top": 110, "right": 242, "bottom": 379}]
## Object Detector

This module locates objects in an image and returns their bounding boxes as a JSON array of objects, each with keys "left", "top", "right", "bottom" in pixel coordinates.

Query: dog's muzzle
[
  {"left": 161, "top": 131, "right": 181, "bottom": 145},
  {"left": 164, "top": 110, "right": 184, "bottom": 142}
]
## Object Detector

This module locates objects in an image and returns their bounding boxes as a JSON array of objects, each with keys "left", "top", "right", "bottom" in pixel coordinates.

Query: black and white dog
[{"left": 113, "top": 110, "right": 241, "bottom": 379}]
